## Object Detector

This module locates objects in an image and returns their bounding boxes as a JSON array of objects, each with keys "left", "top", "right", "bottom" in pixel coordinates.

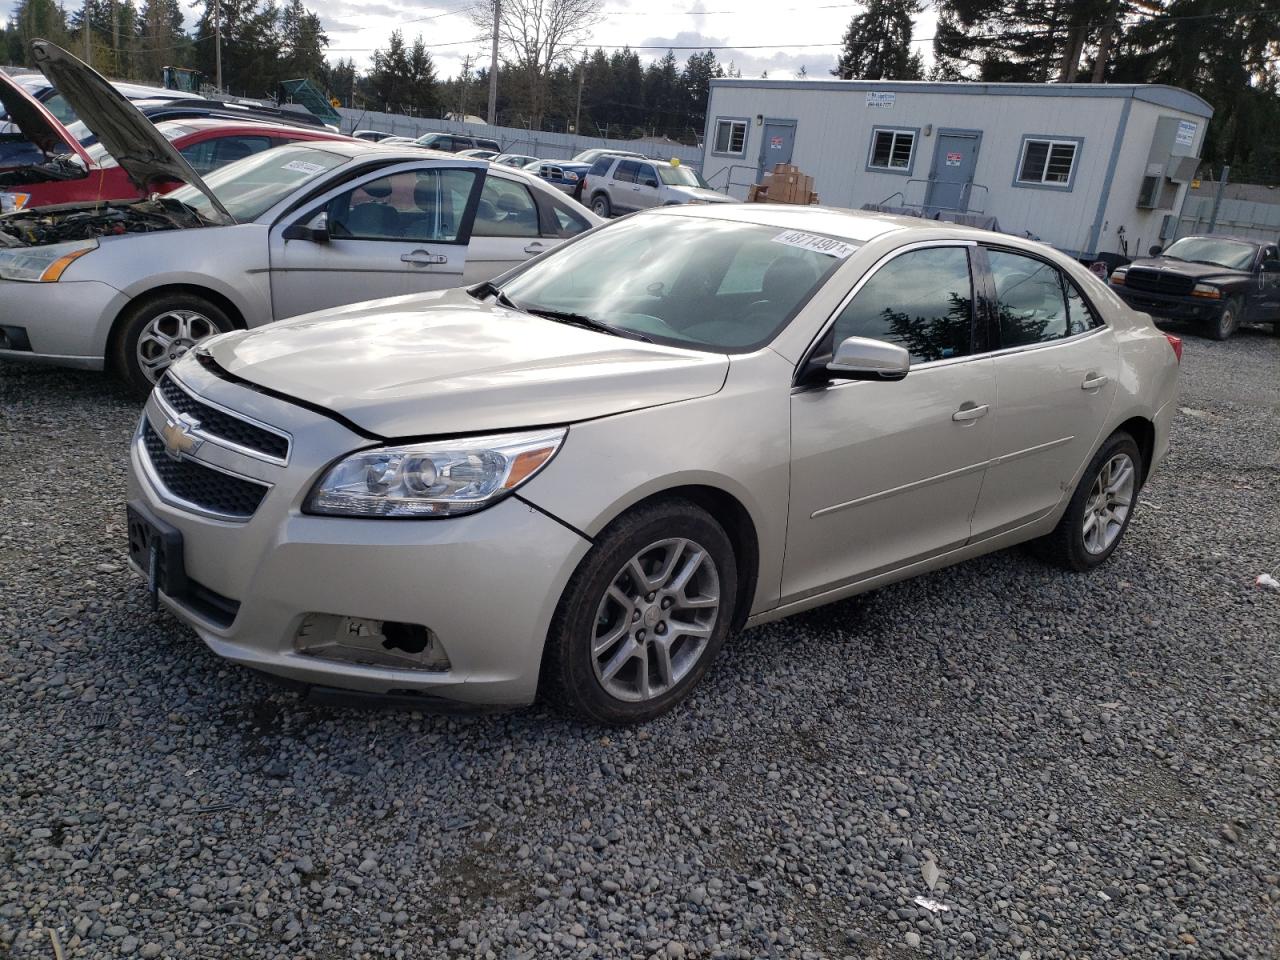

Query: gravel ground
[{"left": 1, "top": 326, "right": 1278, "bottom": 960}]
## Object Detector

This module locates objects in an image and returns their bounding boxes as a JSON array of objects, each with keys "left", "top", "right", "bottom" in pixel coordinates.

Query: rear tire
[
  {"left": 1208, "top": 297, "right": 1241, "bottom": 341},
  {"left": 591, "top": 193, "right": 612, "bottom": 218},
  {"left": 1032, "top": 432, "right": 1143, "bottom": 572},
  {"left": 112, "top": 292, "right": 233, "bottom": 398},
  {"left": 540, "top": 499, "right": 737, "bottom": 725}
]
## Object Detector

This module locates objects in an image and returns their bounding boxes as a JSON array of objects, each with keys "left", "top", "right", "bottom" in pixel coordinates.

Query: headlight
[
  {"left": 1192, "top": 282, "right": 1222, "bottom": 299},
  {"left": 1109, "top": 268, "right": 1127, "bottom": 284},
  {"left": 306, "top": 428, "right": 566, "bottom": 518},
  {"left": 0, "top": 239, "right": 97, "bottom": 282}
]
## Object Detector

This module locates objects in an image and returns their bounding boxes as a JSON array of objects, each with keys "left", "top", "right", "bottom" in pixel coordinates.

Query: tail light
[{"left": 1164, "top": 333, "right": 1183, "bottom": 363}]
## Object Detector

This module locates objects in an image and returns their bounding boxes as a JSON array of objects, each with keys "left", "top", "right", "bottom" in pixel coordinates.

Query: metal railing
[
  {"left": 703, "top": 163, "right": 761, "bottom": 195},
  {"left": 878, "top": 178, "right": 990, "bottom": 215}
]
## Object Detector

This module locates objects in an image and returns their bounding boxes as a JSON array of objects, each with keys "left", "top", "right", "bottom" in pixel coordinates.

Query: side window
[
  {"left": 1064, "top": 275, "right": 1103, "bottom": 335},
  {"left": 588, "top": 157, "right": 613, "bottom": 177},
  {"left": 181, "top": 136, "right": 271, "bottom": 174},
  {"left": 473, "top": 176, "right": 540, "bottom": 238},
  {"left": 988, "top": 249, "right": 1070, "bottom": 346},
  {"left": 831, "top": 247, "right": 973, "bottom": 363},
  {"left": 327, "top": 168, "right": 479, "bottom": 243},
  {"left": 1263, "top": 245, "right": 1279, "bottom": 264},
  {"left": 551, "top": 204, "right": 591, "bottom": 236},
  {"left": 637, "top": 164, "right": 659, "bottom": 187},
  {"left": 614, "top": 160, "right": 640, "bottom": 184}
]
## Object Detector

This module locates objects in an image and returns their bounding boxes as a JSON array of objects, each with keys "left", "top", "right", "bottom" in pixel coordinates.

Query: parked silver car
[
  {"left": 125, "top": 204, "right": 1181, "bottom": 723},
  {"left": 0, "top": 43, "right": 599, "bottom": 395},
  {"left": 583, "top": 155, "right": 734, "bottom": 218}
]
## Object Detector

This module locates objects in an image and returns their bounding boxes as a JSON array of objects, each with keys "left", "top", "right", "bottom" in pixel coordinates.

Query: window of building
[
  {"left": 1017, "top": 138, "right": 1079, "bottom": 186},
  {"left": 713, "top": 118, "right": 748, "bottom": 156},
  {"left": 867, "top": 128, "right": 916, "bottom": 172}
]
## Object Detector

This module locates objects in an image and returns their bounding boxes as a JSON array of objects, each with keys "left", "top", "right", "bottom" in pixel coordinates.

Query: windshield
[
  {"left": 1161, "top": 236, "right": 1257, "bottom": 270},
  {"left": 168, "top": 144, "right": 348, "bottom": 221},
  {"left": 498, "top": 214, "right": 851, "bottom": 351},
  {"left": 658, "top": 165, "right": 708, "bottom": 188}
]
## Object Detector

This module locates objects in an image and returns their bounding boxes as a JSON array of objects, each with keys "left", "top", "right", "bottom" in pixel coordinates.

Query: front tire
[
  {"left": 541, "top": 499, "right": 737, "bottom": 725},
  {"left": 1208, "top": 297, "right": 1241, "bottom": 341},
  {"left": 591, "top": 193, "right": 612, "bottom": 218},
  {"left": 1032, "top": 432, "right": 1143, "bottom": 572},
  {"left": 113, "top": 293, "right": 233, "bottom": 398}
]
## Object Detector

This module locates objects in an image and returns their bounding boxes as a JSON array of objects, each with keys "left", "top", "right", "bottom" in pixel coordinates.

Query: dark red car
[{"left": 0, "top": 71, "right": 350, "bottom": 211}]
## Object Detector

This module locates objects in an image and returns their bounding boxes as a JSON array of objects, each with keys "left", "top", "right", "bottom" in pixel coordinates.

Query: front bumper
[
  {"left": 0, "top": 278, "right": 127, "bottom": 369},
  {"left": 126, "top": 358, "right": 591, "bottom": 705},
  {"left": 1112, "top": 286, "right": 1222, "bottom": 322}
]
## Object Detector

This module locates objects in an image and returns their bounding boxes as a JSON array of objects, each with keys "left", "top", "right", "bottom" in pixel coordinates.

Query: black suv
[{"left": 1109, "top": 235, "right": 1280, "bottom": 340}]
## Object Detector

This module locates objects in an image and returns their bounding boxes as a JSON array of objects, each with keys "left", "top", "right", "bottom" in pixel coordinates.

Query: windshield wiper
[{"left": 523, "top": 307, "right": 653, "bottom": 343}]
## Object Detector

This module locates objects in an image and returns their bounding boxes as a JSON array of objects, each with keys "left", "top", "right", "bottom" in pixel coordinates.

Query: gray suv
[{"left": 582, "top": 156, "right": 735, "bottom": 218}]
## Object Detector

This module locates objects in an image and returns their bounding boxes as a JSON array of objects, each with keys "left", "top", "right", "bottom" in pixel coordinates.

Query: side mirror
[
  {"left": 283, "top": 212, "right": 329, "bottom": 243},
  {"left": 643, "top": 177, "right": 659, "bottom": 188},
  {"left": 1260, "top": 260, "right": 1280, "bottom": 274},
  {"left": 826, "top": 336, "right": 910, "bottom": 381},
  {"left": 1148, "top": 244, "right": 1163, "bottom": 256}
]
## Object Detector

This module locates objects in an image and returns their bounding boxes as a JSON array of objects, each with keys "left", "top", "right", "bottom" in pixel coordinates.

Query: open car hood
[
  {"left": 28, "top": 40, "right": 233, "bottom": 222},
  {"left": 0, "top": 69, "right": 93, "bottom": 169}
]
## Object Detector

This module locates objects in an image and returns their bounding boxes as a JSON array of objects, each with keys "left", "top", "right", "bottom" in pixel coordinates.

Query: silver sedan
[{"left": 125, "top": 205, "right": 1181, "bottom": 724}]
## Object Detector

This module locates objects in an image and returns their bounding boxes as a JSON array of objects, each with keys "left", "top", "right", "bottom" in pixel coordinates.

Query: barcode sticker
[{"left": 771, "top": 230, "right": 858, "bottom": 259}]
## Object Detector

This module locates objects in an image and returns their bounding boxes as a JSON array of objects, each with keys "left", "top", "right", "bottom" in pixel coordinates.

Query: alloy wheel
[
  {"left": 136, "top": 310, "right": 218, "bottom": 383},
  {"left": 1082, "top": 452, "right": 1135, "bottom": 555},
  {"left": 591, "top": 537, "right": 721, "bottom": 703}
]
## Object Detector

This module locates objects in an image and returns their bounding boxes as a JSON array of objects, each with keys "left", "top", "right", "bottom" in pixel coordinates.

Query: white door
[
  {"left": 462, "top": 174, "right": 560, "bottom": 285},
  {"left": 969, "top": 247, "right": 1120, "bottom": 539},
  {"left": 783, "top": 244, "right": 995, "bottom": 601},
  {"left": 268, "top": 163, "right": 483, "bottom": 319}
]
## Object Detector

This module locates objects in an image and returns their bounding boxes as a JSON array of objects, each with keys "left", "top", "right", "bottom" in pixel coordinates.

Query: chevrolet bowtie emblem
[{"left": 160, "top": 412, "right": 203, "bottom": 462}]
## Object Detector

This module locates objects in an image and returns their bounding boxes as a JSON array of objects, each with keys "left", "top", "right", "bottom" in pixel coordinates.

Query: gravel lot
[{"left": 1, "top": 327, "right": 1277, "bottom": 960}]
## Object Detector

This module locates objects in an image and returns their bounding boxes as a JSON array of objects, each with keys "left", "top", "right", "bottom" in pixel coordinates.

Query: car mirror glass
[
  {"left": 826, "top": 336, "right": 910, "bottom": 381},
  {"left": 1148, "top": 244, "right": 1163, "bottom": 256}
]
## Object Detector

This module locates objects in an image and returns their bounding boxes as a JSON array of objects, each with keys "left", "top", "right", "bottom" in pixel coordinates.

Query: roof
[
  {"left": 709, "top": 77, "right": 1213, "bottom": 120},
  {"left": 658, "top": 202, "right": 919, "bottom": 242}
]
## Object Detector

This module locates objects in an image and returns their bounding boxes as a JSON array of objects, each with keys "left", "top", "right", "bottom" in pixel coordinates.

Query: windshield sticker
[
  {"left": 772, "top": 230, "right": 857, "bottom": 259},
  {"left": 283, "top": 159, "right": 326, "bottom": 175}
]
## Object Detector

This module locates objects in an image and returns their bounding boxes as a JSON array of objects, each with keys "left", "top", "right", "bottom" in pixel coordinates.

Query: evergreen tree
[
  {"left": 280, "top": 0, "right": 327, "bottom": 81},
  {"left": 831, "top": 0, "right": 924, "bottom": 80},
  {"left": 8, "top": 0, "right": 70, "bottom": 65},
  {"left": 681, "top": 49, "right": 720, "bottom": 134}
]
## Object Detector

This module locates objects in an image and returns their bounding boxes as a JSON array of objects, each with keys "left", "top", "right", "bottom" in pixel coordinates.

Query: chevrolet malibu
[{"left": 126, "top": 205, "right": 1181, "bottom": 724}]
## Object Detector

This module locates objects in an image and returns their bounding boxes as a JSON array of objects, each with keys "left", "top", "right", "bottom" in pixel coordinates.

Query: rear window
[{"left": 476, "top": 138, "right": 501, "bottom": 152}]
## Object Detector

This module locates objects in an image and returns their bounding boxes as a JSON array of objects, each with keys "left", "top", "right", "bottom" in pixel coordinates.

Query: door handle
[
  {"left": 1081, "top": 373, "right": 1110, "bottom": 390},
  {"left": 523, "top": 242, "right": 545, "bottom": 255},
  {"left": 952, "top": 403, "right": 989, "bottom": 422},
  {"left": 401, "top": 250, "right": 447, "bottom": 265}
]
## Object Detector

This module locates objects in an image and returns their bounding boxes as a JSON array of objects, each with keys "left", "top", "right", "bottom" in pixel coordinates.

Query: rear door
[
  {"left": 463, "top": 173, "right": 556, "bottom": 282},
  {"left": 610, "top": 159, "right": 641, "bottom": 211},
  {"left": 968, "top": 246, "right": 1119, "bottom": 541},
  {"left": 268, "top": 160, "right": 483, "bottom": 319}
]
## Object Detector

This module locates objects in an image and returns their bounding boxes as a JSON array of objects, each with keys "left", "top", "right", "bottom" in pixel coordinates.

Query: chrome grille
[
  {"left": 141, "top": 421, "right": 270, "bottom": 520},
  {"left": 157, "top": 374, "right": 290, "bottom": 463}
]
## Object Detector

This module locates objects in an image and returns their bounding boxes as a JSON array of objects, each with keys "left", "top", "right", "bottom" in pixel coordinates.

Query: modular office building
[{"left": 700, "top": 78, "right": 1213, "bottom": 261}]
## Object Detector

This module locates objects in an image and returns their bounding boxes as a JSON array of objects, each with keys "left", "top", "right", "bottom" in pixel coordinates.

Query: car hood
[
  {"left": 1126, "top": 256, "right": 1250, "bottom": 282},
  {"left": 668, "top": 185, "right": 736, "bottom": 204},
  {"left": 206, "top": 288, "right": 730, "bottom": 438},
  {"left": 28, "top": 40, "right": 232, "bottom": 222},
  {"left": 0, "top": 69, "right": 93, "bottom": 168}
]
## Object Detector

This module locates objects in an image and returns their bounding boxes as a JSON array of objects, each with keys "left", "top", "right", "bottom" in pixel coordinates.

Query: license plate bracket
[{"left": 126, "top": 501, "right": 188, "bottom": 608}]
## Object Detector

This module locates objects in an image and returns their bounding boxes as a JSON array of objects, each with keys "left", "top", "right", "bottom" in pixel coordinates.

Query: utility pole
[
  {"left": 82, "top": 0, "right": 91, "bottom": 66},
  {"left": 486, "top": 0, "right": 499, "bottom": 125},
  {"left": 459, "top": 54, "right": 473, "bottom": 118},
  {"left": 573, "top": 57, "right": 584, "bottom": 134},
  {"left": 214, "top": 0, "right": 223, "bottom": 92},
  {"left": 1208, "top": 165, "right": 1230, "bottom": 234},
  {"left": 110, "top": 0, "right": 119, "bottom": 74}
]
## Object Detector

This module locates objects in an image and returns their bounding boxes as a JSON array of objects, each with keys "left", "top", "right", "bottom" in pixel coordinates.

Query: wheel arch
[
  {"left": 1113, "top": 414, "right": 1155, "bottom": 484},
  {"left": 105, "top": 283, "right": 248, "bottom": 375},
  {"left": 594, "top": 484, "right": 761, "bottom": 633}
]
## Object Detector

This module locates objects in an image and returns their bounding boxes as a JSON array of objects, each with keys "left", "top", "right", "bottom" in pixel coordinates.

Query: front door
[
  {"left": 1255, "top": 245, "right": 1280, "bottom": 321},
  {"left": 783, "top": 243, "right": 995, "bottom": 602},
  {"left": 268, "top": 163, "right": 483, "bottom": 319},
  {"left": 630, "top": 162, "right": 663, "bottom": 210},
  {"left": 925, "top": 130, "right": 981, "bottom": 213},
  {"left": 757, "top": 119, "right": 796, "bottom": 181},
  {"left": 969, "top": 246, "right": 1119, "bottom": 539}
]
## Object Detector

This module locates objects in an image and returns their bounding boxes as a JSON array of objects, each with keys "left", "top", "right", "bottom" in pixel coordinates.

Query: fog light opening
[{"left": 294, "top": 614, "right": 451, "bottom": 671}]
